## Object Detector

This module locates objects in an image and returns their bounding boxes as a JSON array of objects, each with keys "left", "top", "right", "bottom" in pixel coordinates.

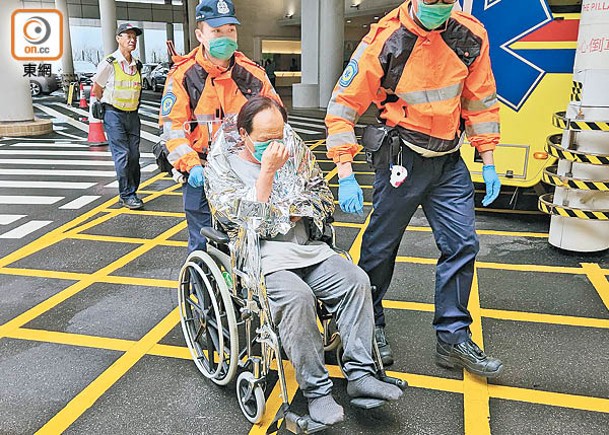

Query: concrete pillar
[
  {"left": 318, "top": 0, "right": 344, "bottom": 109},
  {"left": 99, "top": 0, "right": 117, "bottom": 55},
  {"left": 166, "top": 22, "right": 175, "bottom": 61},
  {"left": 55, "top": 0, "right": 74, "bottom": 75},
  {"left": 0, "top": 0, "right": 52, "bottom": 136},
  {"left": 253, "top": 37, "right": 262, "bottom": 66},
  {"left": 187, "top": 0, "right": 199, "bottom": 51},
  {"left": 0, "top": 0, "right": 34, "bottom": 122},
  {"left": 292, "top": 0, "right": 320, "bottom": 108},
  {"left": 138, "top": 22, "right": 147, "bottom": 63}
]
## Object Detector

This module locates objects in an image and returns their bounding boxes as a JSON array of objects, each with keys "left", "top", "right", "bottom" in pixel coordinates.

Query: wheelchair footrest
[
  {"left": 284, "top": 412, "right": 328, "bottom": 434},
  {"left": 350, "top": 397, "right": 386, "bottom": 410},
  {"left": 380, "top": 375, "right": 408, "bottom": 390}
]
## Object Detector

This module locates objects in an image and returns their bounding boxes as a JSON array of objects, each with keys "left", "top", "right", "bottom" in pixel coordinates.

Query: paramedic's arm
[
  {"left": 461, "top": 27, "right": 500, "bottom": 155},
  {"left": 325, "top": 36, "right": 385, "bottom": 178},
  {"left": 159, "top": 75, "right": 200, "bottom": 173}
]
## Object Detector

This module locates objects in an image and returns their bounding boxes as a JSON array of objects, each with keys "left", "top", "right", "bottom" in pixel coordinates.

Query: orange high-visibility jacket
[
  {"left": 160, "top": 47, "right": 280, "bottom": 172},
  {"left": 325, "top": 0, "right": 500, "bottom": 163}
]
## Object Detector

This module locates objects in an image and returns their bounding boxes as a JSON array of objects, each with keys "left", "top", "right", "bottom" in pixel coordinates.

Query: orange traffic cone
[
  {"left": 87, "top": 95, "right": 107, "bottom": 146},
  {"left": 79, "top": 83, "right": 88, "bottom": 109}
]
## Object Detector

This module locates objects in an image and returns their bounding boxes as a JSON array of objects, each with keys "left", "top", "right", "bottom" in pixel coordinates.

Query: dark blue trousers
[
  {"left": 103, "top": 107, "right": 141, "bottom": 200},
  {"left": 183, "top": 183, "right": 211, "bottom": 253},
  {"left": 358, "top": 146, "right": 478, "bottom": 345}
]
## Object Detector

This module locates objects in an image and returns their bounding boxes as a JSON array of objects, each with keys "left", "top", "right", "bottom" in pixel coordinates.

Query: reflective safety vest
[{"left": 106, "top": 56, "right": 142, "bottom": 111}]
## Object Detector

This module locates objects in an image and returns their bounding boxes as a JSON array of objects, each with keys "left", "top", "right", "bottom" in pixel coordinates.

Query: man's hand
[
  {"left": 188, "top": 165, "right": 205, "bottom": 188},
  {"left": 261, "top": 141, "right": 289, "bottom": 174},
  {"left": 92, "top": 82, "right": 104, "bottom": 99},
  {"left": 338, "top": 174, "right": 364, "bottom": 214},
  {"left": 482, "top": 165, "right": 501, "bottom": 206}
]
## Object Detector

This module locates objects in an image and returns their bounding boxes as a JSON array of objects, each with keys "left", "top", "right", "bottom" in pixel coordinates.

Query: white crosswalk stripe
[
  {"left": 0, "top": 109, "right": 159, "bottom": 238},
  {"left": 0, "top": 220, "right": 53, "bottom": 239}
]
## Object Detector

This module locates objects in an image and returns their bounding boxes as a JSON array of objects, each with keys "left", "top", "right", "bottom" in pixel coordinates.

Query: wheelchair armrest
[{"left": 200, "top": 227, "right": 230, "bottom": 245}]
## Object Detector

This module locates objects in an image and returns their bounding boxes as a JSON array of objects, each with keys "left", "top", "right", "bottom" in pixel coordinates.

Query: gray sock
[
  {"left": 308, "top": 394, "right": 345, "bottom": 425},
  {"left": 347, "top": 374, "right": 403, "bottom": 401}
]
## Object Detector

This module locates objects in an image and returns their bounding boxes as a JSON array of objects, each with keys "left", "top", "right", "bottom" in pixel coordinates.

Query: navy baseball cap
[
  {"left": 196, "top": 0, "right": 240, "bottom": 27},
  {"left": 117, "top": 23, "right": 142, "bottom": 36}
]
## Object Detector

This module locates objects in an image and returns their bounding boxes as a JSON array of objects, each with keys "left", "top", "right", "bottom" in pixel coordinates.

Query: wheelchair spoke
[{"left": 185, "top": 296, "right": 203, "bottom": 313}]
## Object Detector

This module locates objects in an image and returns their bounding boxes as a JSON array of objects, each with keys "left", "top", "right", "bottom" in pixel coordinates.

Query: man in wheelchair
[{"left": 204, "top": 96, "right": 404, "bottom": 426}]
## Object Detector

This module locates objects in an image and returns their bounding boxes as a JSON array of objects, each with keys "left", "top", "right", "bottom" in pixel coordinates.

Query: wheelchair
[{"left": 177, "top": 217, "right": 407, "bottom": 434}]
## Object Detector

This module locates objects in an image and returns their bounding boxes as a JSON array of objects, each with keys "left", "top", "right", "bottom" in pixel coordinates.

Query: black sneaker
[
  {"left": 374, "top": 326, "right": 394, "bottom": 367},
  {"left": 118, "top": 196, "right": 144, "bottom": 210},
  {"left": 436, "top": 338, "right": 503, "bottom": 378}
]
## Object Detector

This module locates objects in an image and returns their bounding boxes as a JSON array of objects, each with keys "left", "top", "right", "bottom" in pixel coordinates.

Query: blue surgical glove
[
  {"left": 188, "top": 165, "right": 205, "bottom": 188},
  {"left": 338, "top": 174, "right": 364, "bottom": 214},
  {"left": 482, "top": 165, "right": 501, "bottom": 207}
]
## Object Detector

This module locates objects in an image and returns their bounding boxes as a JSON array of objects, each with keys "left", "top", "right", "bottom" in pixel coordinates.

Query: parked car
[
  {"left": 30, "top": 74, "right": 61, "bottom": 97},
  {"left": 73, "top": 61, "right": 98, "bottom": 85},
  {"left": 149, "top": 62, "right": 170, "bottom": 92},
  {"left": 141, "top": 63, "right": 159, "bottom": 90}
]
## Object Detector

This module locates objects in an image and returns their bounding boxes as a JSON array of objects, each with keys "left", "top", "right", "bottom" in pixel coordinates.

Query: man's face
[
  {"left": 116, "top": 30, "right": 137, "bottom": 52},
  {"left": 195, "top": 22, "right": 238, "bottom": 51},
  {"left": 241, "top": 107, "right": 285, "bottom": 162}
]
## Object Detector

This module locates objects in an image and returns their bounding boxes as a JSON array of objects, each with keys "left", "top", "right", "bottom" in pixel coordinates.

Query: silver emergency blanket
[{"left": 204, "top": 115, "right": 334, "bottom": 290}]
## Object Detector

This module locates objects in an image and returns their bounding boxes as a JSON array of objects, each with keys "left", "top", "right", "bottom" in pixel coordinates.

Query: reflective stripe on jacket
[
  {"left": 325, "top": 0, "right": 500, "bottom": 163},
  {"left": 107, "top": 58, "right": 141, "bottom": 111},
  {"left": 159, "top": 47, "right": 281, "bottom": 172}
]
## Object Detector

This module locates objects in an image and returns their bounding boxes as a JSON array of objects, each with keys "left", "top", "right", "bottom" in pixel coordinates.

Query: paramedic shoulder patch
[
  {"left": 161, "top": 92, "right": 177, "bottom": 116},
  {"left": 339, "top": 59, "right": 359, "bottom": 88}
]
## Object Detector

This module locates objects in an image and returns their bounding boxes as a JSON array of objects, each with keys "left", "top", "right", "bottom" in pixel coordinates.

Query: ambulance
[{"left": 459, "top": 0, "right": 581, "bottom": 188}]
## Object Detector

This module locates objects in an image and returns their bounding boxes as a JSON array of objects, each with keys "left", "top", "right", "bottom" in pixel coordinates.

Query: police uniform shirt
[{"left": 92, "top": 49, "right": 139, "bottom": 106}]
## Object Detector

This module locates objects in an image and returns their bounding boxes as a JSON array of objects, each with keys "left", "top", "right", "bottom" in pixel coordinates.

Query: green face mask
[
  {"left": 247, "top": 135, "right": 284, "bottom": 162},
  {"left": 209, "top": 37, "right": 238, "bottom": 60},
  {"left": 416, "top": 2, "right": 454, "bottom": 30}
]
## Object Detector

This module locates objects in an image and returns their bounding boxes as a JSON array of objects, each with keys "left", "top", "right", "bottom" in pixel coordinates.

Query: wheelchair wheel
[
  {"left": 236, "top": 371, "right": 266, "bottom": 424},
  {"left": 178, "top": 250, "right": 239, "bottom": 386}
]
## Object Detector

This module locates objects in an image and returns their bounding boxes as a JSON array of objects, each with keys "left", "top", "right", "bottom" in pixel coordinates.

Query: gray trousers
[{"left": 265, "top": 254, "right": 376, "bottom": 399}]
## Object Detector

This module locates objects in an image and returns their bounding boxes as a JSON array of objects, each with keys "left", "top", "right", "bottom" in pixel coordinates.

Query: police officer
[
  {"left": 92, "top": 23, "right": 144, "bottom": 210},
  {"left": 160, "top": 0, "right": 280, "bottom": 253},
  {"left": 325, "top": 0, "right": 503, "bottom": 377}
]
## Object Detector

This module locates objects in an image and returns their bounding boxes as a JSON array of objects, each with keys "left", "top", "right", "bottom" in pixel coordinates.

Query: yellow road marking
[
  {"left": 383, "top": 300, "right": 434, "bottom": 312},
  {"left": 69, "top": 233, "right": 151, "bottom": 245},
  {"left": 384, "top": 299, "right": 609, "bottom": 330},
  {"left": 463, "top": 267, "right": 491, "bottom": 435},
  {"left": 249, "top": 361, "right": 299, "bottom": 435},
  {"left": 349, "top": 212, "right": 372, "bottom": 265},
  {"left": 482, "top": 308, "right": 609, "bottom": 330},
  {"left": 101, "top": 209, "right": 185, "bottom": 218},
  {"left": 101, "top": 275, "right": 176, "bottom": 289},
  {"left": 581, "top": 263, "right": 609, "bottom": 311},
  {"left": 138, "top": 190, "right": 182, "bottom": 196},
  {"left": 395, "top": 256, "right": 599, "bottom": 275},
  {"left": 36, "top": 308, "right": 181, "bottom": 434},
  {"left": 0, "top": 221, "right": 186, "bottom": 337},
  {"left": 488, "top": 384, "right": 609, "bottom": 414},
  {"left": 0, "top": 267, "right": 87, "bottom": 281},
  {"left": 0, "top": 173, "right": 164, "bottom": 269}
]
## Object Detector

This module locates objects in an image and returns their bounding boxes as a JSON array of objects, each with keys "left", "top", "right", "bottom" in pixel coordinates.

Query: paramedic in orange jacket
[
  {"left": 325, "top": 0, "right": 503, "bottom": 377},
  {"left": 160, "top": 0, "right": 280, "bottom": 253}
]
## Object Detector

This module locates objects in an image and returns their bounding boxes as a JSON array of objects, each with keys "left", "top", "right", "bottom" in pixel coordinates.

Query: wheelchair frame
[{"left": 178, "top": 220, "right": 406, "bottom": 433}]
